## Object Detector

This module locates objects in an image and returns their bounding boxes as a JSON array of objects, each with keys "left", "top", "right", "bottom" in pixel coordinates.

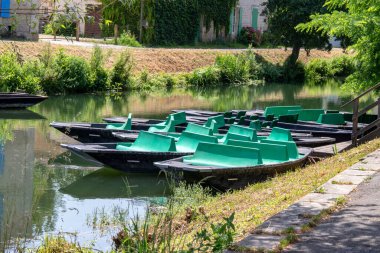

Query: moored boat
[
  {"left": 0, "top": 92, "right": 48, "bottom": 109},
  {"left": 155, "top": 141, "right": 312, "bottom": 190}
]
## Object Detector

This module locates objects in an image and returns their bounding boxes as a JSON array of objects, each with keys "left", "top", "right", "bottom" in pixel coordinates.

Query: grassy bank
[
  {"left": 0, "top": 42, "right": 353, "bottom": 95},
  {"left": 0, "top": 41, "right": 344, "bottom": 73},
  {"left": 31, "top": 139, "right": 380, "bottom": 252}
]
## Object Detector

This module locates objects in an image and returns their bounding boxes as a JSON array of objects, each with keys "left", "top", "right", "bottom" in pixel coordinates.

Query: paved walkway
[{"left": 286, "top": 170, "right": 380, "bottom": 252}]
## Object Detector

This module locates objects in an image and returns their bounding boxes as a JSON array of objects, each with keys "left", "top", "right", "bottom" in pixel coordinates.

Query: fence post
[{"left": 352, "top": 98, "right": 359, "bottom": 146}]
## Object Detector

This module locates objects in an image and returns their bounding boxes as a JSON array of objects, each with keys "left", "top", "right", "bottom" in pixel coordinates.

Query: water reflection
[{"left": 0, "top": 82, "right": 378, "bottom": 250}]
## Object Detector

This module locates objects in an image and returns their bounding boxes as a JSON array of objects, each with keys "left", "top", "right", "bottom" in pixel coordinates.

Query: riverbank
[
  {"left": 32, "top": 139, "right": 380, "bottom": 252},
  {"left": 0, "top": 41, "right": 345, "bottom": 73}
]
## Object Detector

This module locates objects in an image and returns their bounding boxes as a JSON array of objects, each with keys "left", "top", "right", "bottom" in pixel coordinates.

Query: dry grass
[
  {"left": 0, "top": 40, "right": 345, "bottom": 74},
  {"left": 172, "top": 139, "right": 380, "bottom": 242}
]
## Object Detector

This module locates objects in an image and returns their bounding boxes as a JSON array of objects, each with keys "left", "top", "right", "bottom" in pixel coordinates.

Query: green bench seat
[
  {"left": 226, "top": 139, "right": 289, "bottom": 163},
  {"left": 317, "top": 113, "right": 346, "bottom": 125},
  {"left": 185, "top": 123, "right": 213, "bottom": 136},
  {"left": 106, "top": 113, "right": 132, "bottom": 130},
  {"left": 148, "top": 111, "right": 187, "bottom": 132},
  {"left": 268, "top": 127, "right": 294, "bottom": 142},
  {"left": 225, "top": 125, "right": 258, "bottom": 142},
  {"left": 249, "top": 120, "right": 262, "bottom": 131},
  {"left": 264, "top": 106, "right": 302, "bottom": 117},
  {"left": 278, "top": 114, "right": 298, "bottom": 123},
  {"left": 204, "top": 115, "right": 226, "bottom": 133},
  {"left": 260, "top": 139, "right": 299, "bottom": 159},
  {"left": 176, "top": 132, "right": 218, "bottom": 153},
  {"left": 116, "top": 131, "right": 176, "bottom": 152},
  {"left": 288, "top": 109, "right": 325, "bottom": 122},
  {"left": 183, "top": 142, "right": 263, "bottom": 168}
]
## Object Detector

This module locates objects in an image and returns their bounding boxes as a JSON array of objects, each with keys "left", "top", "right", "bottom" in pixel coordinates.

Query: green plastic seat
[
  {"left": 250, "top": 115, "right": 259, "bottom": 120},
  {"left": 260, "top": 139, "right": 299, "bottom": 159},
  {"left": 203, "top": 115, "right": 225, "bottom": 133},
  {"left": 184, "top": 123, "right": 213, "bottom": 136},
  {"left": 249, "top": 120, "right": 262, "bottom": 131},
  {"left": 176, "top": 132, "right": 218, "bottom": 153},
  {"left": 236, "top": 110, "right": 247, "bottom": 119},
  {"left": 226, "top": 139, "right": 289, "bottom": 163},
  {"left": 226, "top": 125, "right": 258, "bottom": 142},
  {"left": 222, "top": 133, "right": 252, "bottom": 144},
  {"left": 116, "top": 131, "right": 176, "bottom": 152},
  {"left": 183, "top": 142, "right": 263, "bottom": 168},
  {"left": 317, "top": 113, "right": 346, "bottom": 125},
  {"left": 224, "top": 111, "right": 233, "bottom": 118},
  {"left": 268, "top": 127, "right": 293, "bottom": 142},
  {"left": 265, "top": 114, "right": 275, "bottom": 121},
  {"left": 288, "top": 109, "right": 325, "bottom": 122},
  {"left": 236, "top": 116, "right": 248, "bottom": 125},
  {"left": 106, "top": 113, "right": 132, "bottom": 130},
  {"left": 148, "top": 112, "right": 187, "bottom": 133},
  {"left": 278, "top": 114, "right": 299, "bottom": 123},
  {"left": 326, "top": 110, "right": 339, "bottom": 114},
  {"left": 264, "top": 106, "right": 302, "bottom": 117}
]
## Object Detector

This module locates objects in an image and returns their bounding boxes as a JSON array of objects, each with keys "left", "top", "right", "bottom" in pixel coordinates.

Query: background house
[{"left": 0, "top": 0, "right": 39, "bottom": 40}]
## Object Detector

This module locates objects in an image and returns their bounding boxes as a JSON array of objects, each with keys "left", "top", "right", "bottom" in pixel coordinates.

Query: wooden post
[
  {"left": 76, "top": 20, "right": 80, "bottom": 41},
  {"left": 114, "top": 24, "right": 119, "bottom": 44},
  {"left": 139, "top": 0, "right": 144, "bottom": 43},
  {"left": 352, "top": 98, "right": 359, "bottom": 146}
]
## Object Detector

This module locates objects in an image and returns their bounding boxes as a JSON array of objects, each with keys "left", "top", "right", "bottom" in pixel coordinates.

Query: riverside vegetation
[{"left": 0, "top": 44, "right": 355, "bottom": 95}]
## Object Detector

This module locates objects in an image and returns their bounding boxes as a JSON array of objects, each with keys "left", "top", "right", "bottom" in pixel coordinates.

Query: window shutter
[{"left": 1, "top": 0, "right": 11, "bottom": 18}]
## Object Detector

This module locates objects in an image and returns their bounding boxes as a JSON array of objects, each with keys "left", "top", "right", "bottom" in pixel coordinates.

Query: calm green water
[{"left": 0, "top": 83, "right": 376, "bottom": 251}]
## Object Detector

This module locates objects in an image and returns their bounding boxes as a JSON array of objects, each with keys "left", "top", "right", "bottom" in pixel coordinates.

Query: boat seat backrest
[
  {"left": 184, "top": 142, "right": 263, "bottom": 167},
  {"left": 288, "top": 109, "right": 325, "bottom": 122},
  {"left": 236, "top": 110, "right": 247, "bottom": 119},
  {"left": 169, "top": 111, "right": 187, "bottom": 124},
  {"left": 227, "top": 125, "right": 258, "bottom": 141},
  {"left": 264, "top": 106, "right": 302, "bottom": 117},
  {"left": 106, "top": 113, "right": 132, "bottom": 130},
  {"left": 317, "top": 113, "right": 346, "bottom": 125},
  {"left": 185, "top": 123, "right": 213, "bottom": 136},
  {"left": 268, "top": 127, "right": 293, "bottom": 142},
  {"left": 204, "top": 115, "right": 225, "bottom": 130},
  {"left": 176, "top": 132, "right": 218, "bottom": 152},
  {"left": 249, "top": 120, "right": 262, "bottom": 131},
  {"left": 226, "top": 139, "right": 289, "bottom": 162},
  {"left": 224, "top": 111, "right": 233, "bottom": 118},
  {"left": 128, "top": 131, "right": 176, "bottom": 152},
  {"left": 260, "top": 139, "right": 299, "bottom": 159},
  {"left": 223, "top": 133, "right": 252, "bottom": 144},
  {"left": 278, "top": 114, "right": 299, "bottom": 123}
]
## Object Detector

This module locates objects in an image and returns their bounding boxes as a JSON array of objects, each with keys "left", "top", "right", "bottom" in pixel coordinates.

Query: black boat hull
[
  {"left": 62, "top": 143, "right": 192, "bottom": 172},
  {"left": 0, "top": 93, "right": 48, "bottom": 108},
  {"left": 155, "top": 148, "right": 311, "bottom": 190}
]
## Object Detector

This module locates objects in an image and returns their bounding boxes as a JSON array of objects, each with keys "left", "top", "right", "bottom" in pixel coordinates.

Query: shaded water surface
[{"left": 0, "top": 83, "right": 376, "bottom": 251}]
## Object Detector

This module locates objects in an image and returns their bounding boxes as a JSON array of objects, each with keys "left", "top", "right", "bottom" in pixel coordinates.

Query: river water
[{"left": 0, "top": 83, "right": 376, "bottom": 251}]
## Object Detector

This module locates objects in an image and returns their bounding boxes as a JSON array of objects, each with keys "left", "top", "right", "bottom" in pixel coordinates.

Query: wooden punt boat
[
  {"left": 0, "top": 92, "right": 48, "bottom": 108},
  {"left": 155, "top": 141, "right": 312, "bottom": 190},
  {"left": 61, "top": 131, "right": 219, "bottom": 172}
]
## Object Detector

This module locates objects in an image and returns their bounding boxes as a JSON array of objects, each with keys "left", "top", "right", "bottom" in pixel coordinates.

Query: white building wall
[{"left": 239, "top": 0, "right": 268, "bottom": 32}]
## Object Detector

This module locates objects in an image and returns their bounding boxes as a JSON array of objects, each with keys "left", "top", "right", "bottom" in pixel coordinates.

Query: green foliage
[
  {"left": 263, "top": 0, "right": 331, "bottom": 73},
  {"left": 297, "top": 0, "right": 379, "bottom": 91},
  {"left": 305, "top": 56, "right": 354, "bottom": 84},
  {"left": 215, "top": 54, "right": 251, "bottom": 84},
  {"left": 89, "top": 46, "right": 109, "bottom": 91},
  {"left": 118, "top": 31, "right": 142, "bottom": 47},
  {"left": 109, "top": 50, "right": 134, "bottom": 90},
  {"left": 187, "top": 66, "right": 221, "bottom": 87}
]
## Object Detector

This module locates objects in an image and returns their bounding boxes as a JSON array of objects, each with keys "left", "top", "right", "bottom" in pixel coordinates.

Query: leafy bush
[
  {"left": 238, "top": 27, "right": 262, "bottom": 46},
  {"left": 186, "top": 66, "right": 221, "bottom": 87},
  {"left": 109, "top": 50, "right": 134, "bottom": 90},
  {"left": 118, "top": 31, "right": 142, "bottom": 47},
  {"left": 305, "top": 56, "right": 354, "bottom": 84},
  {"left": 215, "top": 54, "right": 250, "bottom": 84},
  {"left": 89, "top": 46, "right": 109, "bottom": 91}
]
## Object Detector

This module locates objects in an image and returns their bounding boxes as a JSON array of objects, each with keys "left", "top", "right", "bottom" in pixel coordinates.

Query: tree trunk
[
  {"left": 139, "top": 0, "right": 144, "bottom": 43},
  {"left": 285, "top": 39, "right": 302, "bottom": 69},
  {"left": 114, "top": 24, "right": 119, "bottom": 44},
  {"left": 76, "top": 20, "right": 80, "bottom": 41}
]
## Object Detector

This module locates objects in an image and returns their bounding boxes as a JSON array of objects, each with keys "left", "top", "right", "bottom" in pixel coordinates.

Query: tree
[
  {"left": 297, "top": 0, "right": 380, "bottom": 92},
  {"left": 263, "top": 0, "right": 331, "bottom": 77}
]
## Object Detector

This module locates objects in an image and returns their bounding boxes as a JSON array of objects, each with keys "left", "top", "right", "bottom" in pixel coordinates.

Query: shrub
[
  {"left": 89, "top": 46, "right": 109, "bottom": 91},
  {"left": 238, "top": 27, "right": 262, "bottom": 46},
  {"left": 215, "top": 54, "right": 250, "bottom": 84},
  {"left": 0, "top": 52, "right": 22, "bottom": 92},
  {"left": 41, "top": 50, "right": 91, "bottom": 94},
  {"left": 109, "top": 50, "right": 134, "bottom": 90},
  {"left": 186, "top": 66, "right": 221, "bottom": 87},
  {"left": 118, "top": 31, "right": 142, "bottom": 47}
]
